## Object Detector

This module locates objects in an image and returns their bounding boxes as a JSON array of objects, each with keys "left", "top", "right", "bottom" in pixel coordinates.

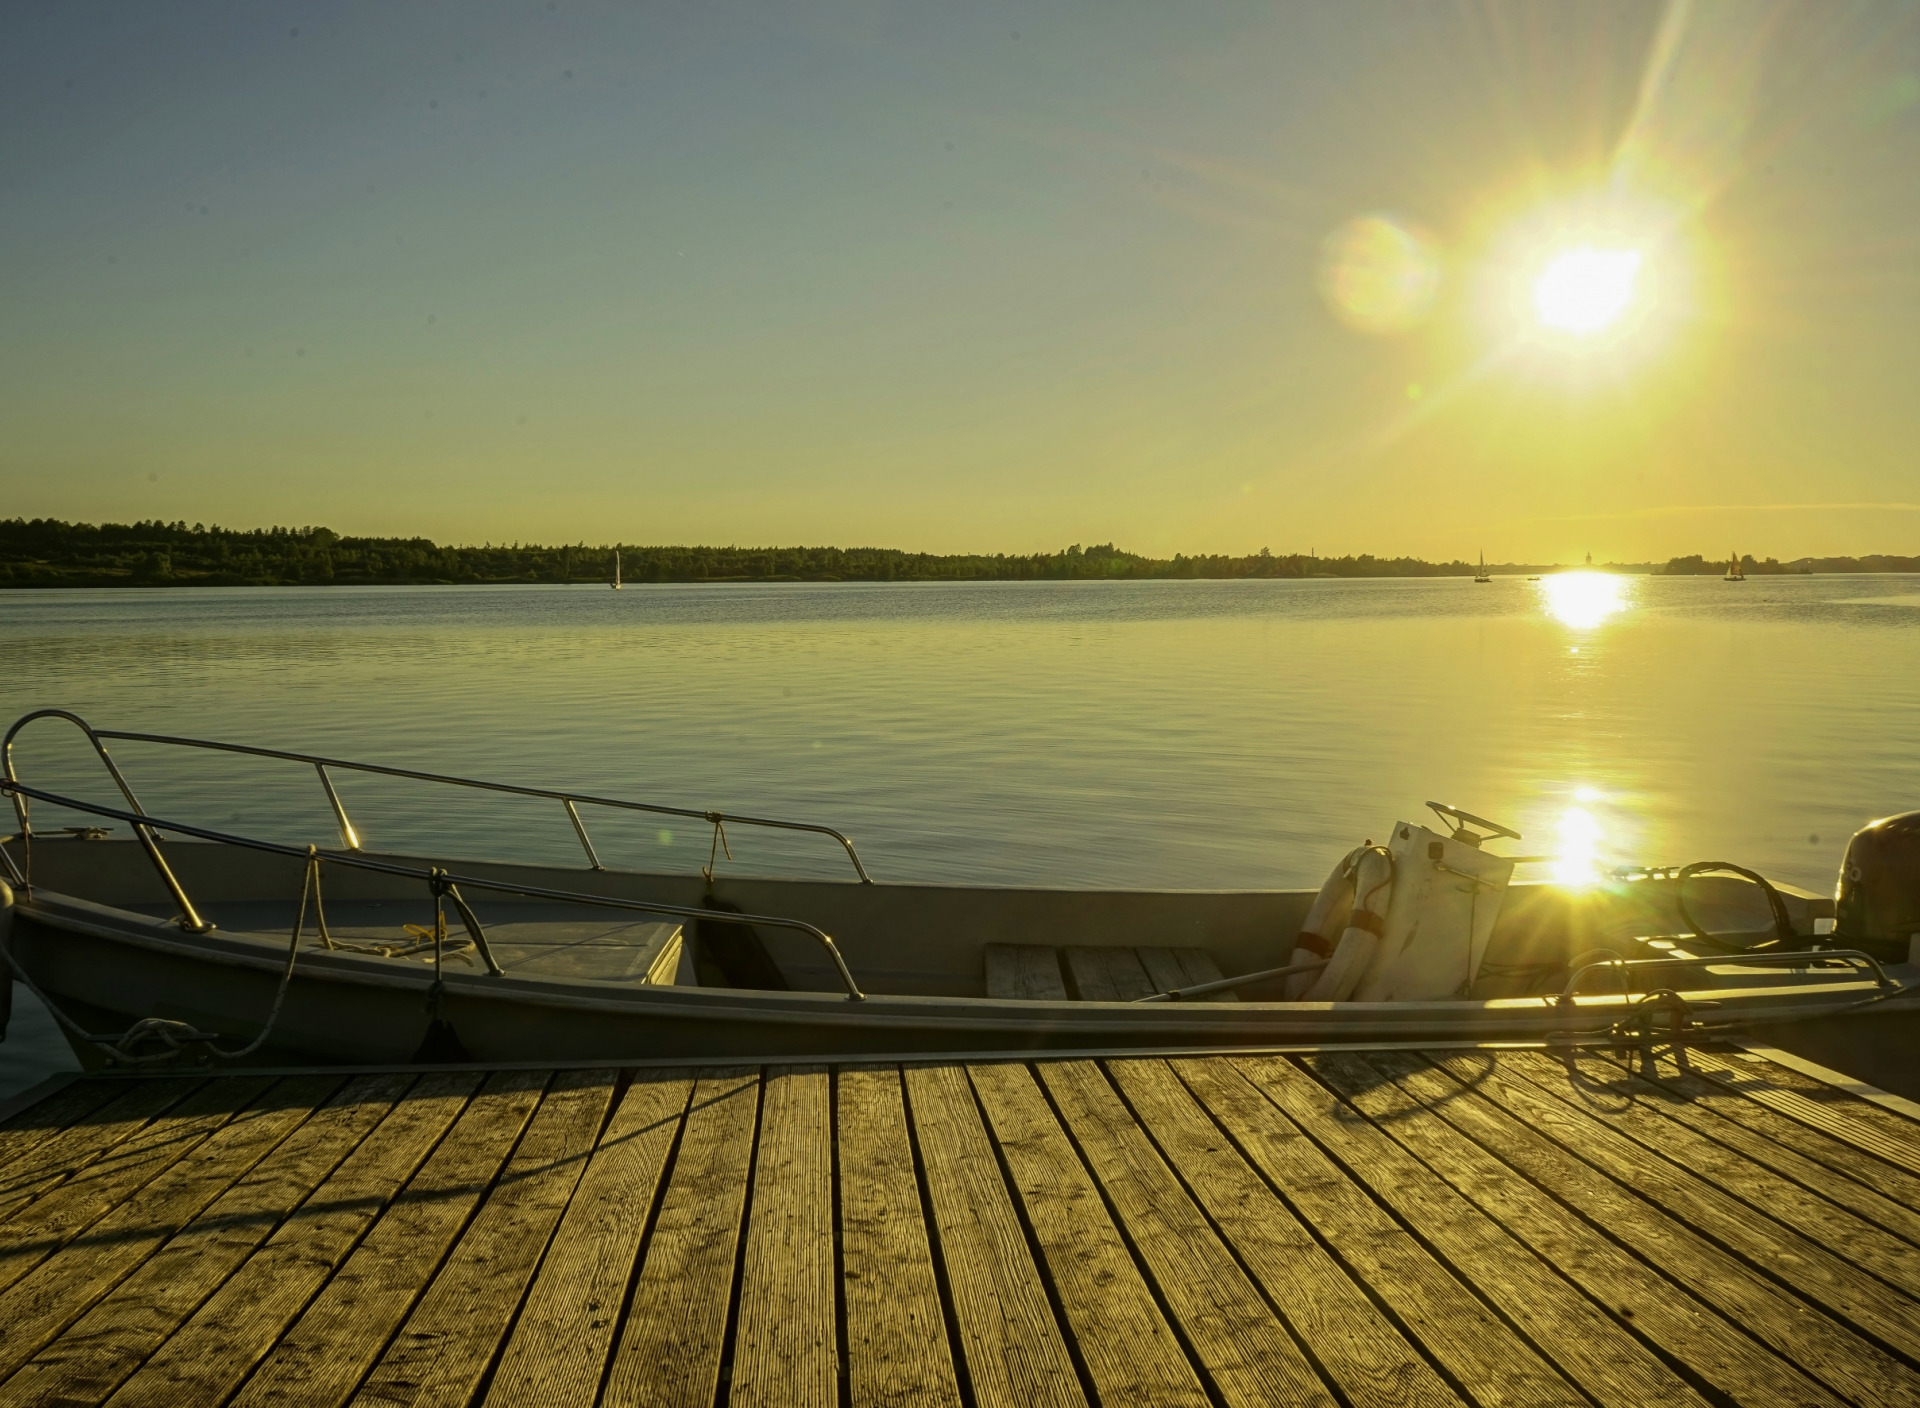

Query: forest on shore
[{"left": 0, "top": 518, "right": 1913, "bottom": 587}]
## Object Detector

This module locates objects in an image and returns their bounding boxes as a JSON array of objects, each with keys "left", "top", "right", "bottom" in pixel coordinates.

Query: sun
[{"left": 1533, "top": 247, "right": 1644, "bottom": 334}]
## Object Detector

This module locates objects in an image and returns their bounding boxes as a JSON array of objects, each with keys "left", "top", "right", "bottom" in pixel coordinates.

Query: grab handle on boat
[
  {"left": 1557, "top": 948, "right": 1896, "bottom": 1003},
  {"left": 1135, "top": 957, "right": 1328, "bottom": 1003},
  {"left": 2, "top": 709, "right": 212, "bottom": 933}
]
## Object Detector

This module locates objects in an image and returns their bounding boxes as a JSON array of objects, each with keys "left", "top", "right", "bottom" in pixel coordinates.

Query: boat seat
[{"left": 983, "top": 943, "right": 1238, "bottom": 1001}]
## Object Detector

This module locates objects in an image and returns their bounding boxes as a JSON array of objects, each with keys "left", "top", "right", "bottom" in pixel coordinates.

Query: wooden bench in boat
[{"left": 985, "top": 942, "right": 1240, "bottom": 1001}]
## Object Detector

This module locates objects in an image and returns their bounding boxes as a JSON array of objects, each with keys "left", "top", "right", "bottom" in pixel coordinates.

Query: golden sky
[{"left": 2, "top": 1, "right": 1917, "bottom": 561}]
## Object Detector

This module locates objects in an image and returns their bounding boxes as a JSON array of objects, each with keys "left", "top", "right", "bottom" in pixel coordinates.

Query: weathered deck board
[
  {"left": 1032, "top": 1058, "right": 1336, "bottom": 1407},
  {"left": 1617, "top": 1051, "right": 1920, "bottom": 1232},
  {"left": 1106, "top": 1058, "right": 1463, "bottom": 1408},
  {"left": 106, "top": 1072, "right": 483, "bottom": 1408},
  {"left": 484, "top": 1071, "right": 693, "bottom": 1408},
  {"left": 836, "top": 1066, "right": 961, "bottom": 1408},
  {"left": 1689, "top": 1047, "right": 1920, "bottom": 1176},
  {"left": 1063, "top": 945, "right": 1155, "bottom": 1001},
  {"left": 350, "top": 1068, "right": 615, "bottom": 1408},
  {"left": 729, "top": 1066, "right": 836, "bottom": 1408},
  {"left": 968, "top": 1060, "right": 1210, "bottom": 1406},
  {"left": 1436, "top": 1052, "right": 1920, "bottom": 1373},
  {"left": 0, "top": 1044, "right": 1911, "bottom": 1408},
  {"left": 1269, "top": 1053, "right": 1706, "bottom": 1408},
  {"left": 1509, "top": 1050, "right": 1920, "bottom": 1287},
  {"left": 0, "top": 1079, "right": 203, "bottom": 1233},
  {"left": 1328, "top": 1050, "right": 1848, "bottom": 1408},
  {"left": 0, "top": 1073, "right": 403, "bottom": 1408},
  {"left": 1171, "top": 1055, "right": 1592, "bottom": 1408},
  {"left": 1415, "top": 1051, "right": 1920, "bottom": 1408},
  {"left": 903, "top": 1062, "right": 1086, "bottom": 1408},
  {"left": 982, "top": 944, "right": 1069, "bottom": 1000},
  {"left": 226, "top": 1069, "right": 548, "bottom": 1408},
  {"left": 600, "top": 1069, "right": 760, "bottom": 1408}
]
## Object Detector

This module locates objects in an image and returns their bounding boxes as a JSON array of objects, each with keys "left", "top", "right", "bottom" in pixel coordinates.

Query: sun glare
[
  {"left": 1551, "top": 805, "right": 1604, "bottom": 887},
  {"left": 1533, "top": 247, "right": 1644, "bottom": 334},
  {"left": 1538, "top": 571, "right": 1628, "bottom": 629}
]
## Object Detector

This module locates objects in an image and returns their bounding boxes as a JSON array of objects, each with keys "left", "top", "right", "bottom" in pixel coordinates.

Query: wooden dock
[{"left": 0, "top": 1043, "right": 1914, "bottom": 1407}]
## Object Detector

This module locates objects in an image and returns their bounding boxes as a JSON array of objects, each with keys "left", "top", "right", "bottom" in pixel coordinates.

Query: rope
[
  {"left": 0, "top": 847, "right": 324, "bottom": 1065},
  {"left": 702, "top": 813, "right": 733, "bottom": 885}
]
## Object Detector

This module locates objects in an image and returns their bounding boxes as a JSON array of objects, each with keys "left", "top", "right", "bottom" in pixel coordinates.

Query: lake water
[{"left": 4, "top": 574, "right": 1919, "bottom": 1094}]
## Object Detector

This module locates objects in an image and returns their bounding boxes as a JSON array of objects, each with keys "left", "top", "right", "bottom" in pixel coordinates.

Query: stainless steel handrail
[
  {"left": 1559, "top": 948, "right": 1895, "bottom": 1002},
  {"left": 2, "top": 708, "right": 872, "bottom": 883},
  {"left": 2, "top": 710, "right": 212, "bottom": 931},
  {"left": 0, "top": 777, "right": 866, "bottom": 1000}
]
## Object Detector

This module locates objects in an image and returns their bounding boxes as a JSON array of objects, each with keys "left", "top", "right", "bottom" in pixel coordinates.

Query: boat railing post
[
  {"left": 2, "top": 709, "right": 212, "bottom": 933},
  {"left": 315, "top": 763, "right": 361, "bottom": 851},
  {"left": 563, "top": 799, "right": 604, "bottom": 870}
]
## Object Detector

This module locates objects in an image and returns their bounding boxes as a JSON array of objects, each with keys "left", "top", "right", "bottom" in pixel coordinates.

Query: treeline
[
  {"left": 0, "top": 519, "right": 1558, "bottom": 586},
  {"left": 1663, "top": 553, "right": 1920, "bottom": 575}
]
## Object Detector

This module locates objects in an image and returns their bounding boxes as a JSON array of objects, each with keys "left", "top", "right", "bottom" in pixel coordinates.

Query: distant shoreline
[{"left": 1, "top": 518, "right": 1914, "bottom": 587}]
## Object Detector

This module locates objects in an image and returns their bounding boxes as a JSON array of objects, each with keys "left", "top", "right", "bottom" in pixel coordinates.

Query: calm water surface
[{"left": 4, "top": 575, "right": 1919, "bottom": 1091}]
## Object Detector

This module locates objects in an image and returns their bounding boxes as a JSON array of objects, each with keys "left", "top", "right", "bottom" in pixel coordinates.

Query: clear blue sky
[{"left": 3, "top": 1, "right": 1917, "bottom": 559}]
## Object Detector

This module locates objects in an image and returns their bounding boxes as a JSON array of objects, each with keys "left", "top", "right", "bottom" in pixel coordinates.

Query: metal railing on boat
[
  {"left": 0, "top": 777, "right": 867, "bottom": 1000},
  {"left": 1, "top": 708, "right": 873, "bottom": 882},
  {"left": 1558, "top": 948, "right": 1897, "bottom": 1002}
]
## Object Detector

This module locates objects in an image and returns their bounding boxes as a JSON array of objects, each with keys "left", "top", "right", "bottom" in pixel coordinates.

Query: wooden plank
[
  {"left": 1063, "top": 946, "right": 1154, "bottom": 1001},
  {"left": 902, "top": 1062, "right": 1085, "bottom": 1408},
  {"left": 1143, "top": 946, "right": 1239, "bottom": 1001},
  {"left": 351, "top": 1068, "right": 616, "bottom": 1408},
  {"left": 967, "top": 1061, "right": 1210, "bottom": 1406},
  {"left": 0, "top": 1079, "right": 125, "bottom": 1172},
  {"left": 1441, "top": 1052, "right": 1920, "bottom": 1369},
  {"left": 1623, "top": 1051, "right": 1920, "bottom": 1222},
  {"left": 1574, "top": 1044, "right": 1920, "bottom": 1244},
  {"left": 106, "top": 1073, "right": 482, "bottom": 1408},
  {"left": 484, "top": 1071, "right": 694, "bottom": 1408},
  {"left": 1135, "top": 947, "right": 1191, "bottom": 996},
  {"left": 1508, "top": 1048, "right": 1920, "bottom": 1308},
  {"left": 1722, "top": 1046, "right": 1920, "bottom": 1138},
  {"left": 226, "top": 1069, "right": 548, "bottom": 1408},
  {"left": 836, "top": 1066, "right": 961, "bottom": 1408},
  {"left": 731, "top": 1067, "right": 837, "bottom": 1408},
  {"left": 1255, "top": 1053, "right": 1702, "bottom": 1408},
  {"left": 0, "top": 1074, "right": 330, "bottom": 1385},
  {"left": 1408, "top": 1051, "right": 1920, "bottom": 1408},
  {"left": 0, "top": 1074, "right": 404, "bottom": 1408},
  {"left": 1106, "top": 1058, "right": 1460, "bottom": 1408},
  {"left": 0, "top": 1079, "right": 202, "bottom": 1228},
  {"left": 1172, "top": 1056, "right": 1589, "bottom": 1408},
  {"left": 983, "top": 945, "right": 1067, "bottom": 1000},
  {"left": 0, "top": 1077, "right": 259, "bottom": 1300},
  {"left": 601, "top": 1069, "right": 761, "bottom": 1408},
  {"left": 1034, "top": 1059, "right": 1339, "bottom": 1407},
  {"left": 1688, "top": 1048, "right": 1920, "bottom": 1177},
  {"left": 1325, "top": 1051, "right": 1846, "bottom": 1408}
]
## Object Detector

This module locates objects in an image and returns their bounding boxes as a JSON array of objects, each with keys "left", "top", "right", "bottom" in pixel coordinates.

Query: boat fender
[
  {"left": 1302, "top": 846, "right": 1394, "bottom": 1002},
  {"left": 1288, "top": 848, "right": 1360, "bottom": 999}
]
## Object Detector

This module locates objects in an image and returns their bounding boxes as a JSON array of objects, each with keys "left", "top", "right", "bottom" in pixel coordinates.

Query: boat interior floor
[
  {"left": 128, "top": 899, "right": 687, "bottom": 985},
  {"left": 986, "top": 943, "right": 1237, "bottom": 1001}
]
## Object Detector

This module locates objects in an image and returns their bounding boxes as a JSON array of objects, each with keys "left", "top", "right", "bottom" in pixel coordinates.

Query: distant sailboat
[
  {"left": 1474, "top": 551, "right": 1491, "bottom": 583},
  {"left": 611, "top": 551, "right": 622, "bottom": 590},
  {"left": 1725, "top": 550, "right": 1745, "bottom": 582}
]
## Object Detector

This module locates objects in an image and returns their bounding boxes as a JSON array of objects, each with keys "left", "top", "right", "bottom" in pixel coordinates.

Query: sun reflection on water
[
  {"left": 1552, "top": 804, "right": 1604, "bottom": 886},
  {"left": 1538, "top": 571, "right": 1630, "bottom": 629}
]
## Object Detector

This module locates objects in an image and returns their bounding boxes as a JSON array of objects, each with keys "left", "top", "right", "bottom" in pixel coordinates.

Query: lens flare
[
  {"left": 1318, "top": 215, "right": 1441, "bottom": 335},
  {"left": 1538, "top": 571, "right": 1628, "bottom": 629},
  {"left": 1552, "top": 805, "right": 1604, "bottom": 887},
  {"left": 1533, "top": 247, "right": 1644, "bottom": 333}
]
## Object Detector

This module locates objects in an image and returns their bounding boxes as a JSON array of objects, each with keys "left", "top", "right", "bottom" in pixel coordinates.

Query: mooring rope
[{"left": 0, "top": 846, "right": 326, "bottom": 1065}]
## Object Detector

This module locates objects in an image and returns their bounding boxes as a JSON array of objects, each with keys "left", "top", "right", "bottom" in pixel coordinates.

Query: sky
[{"left": 2, "top": 0, "right": 1917, "bottom": 561}]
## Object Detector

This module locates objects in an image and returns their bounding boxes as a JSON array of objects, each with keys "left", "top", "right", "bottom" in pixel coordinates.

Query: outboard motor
[{"left": 1834, "top": 811, "right": 1920, "bottom": 964}]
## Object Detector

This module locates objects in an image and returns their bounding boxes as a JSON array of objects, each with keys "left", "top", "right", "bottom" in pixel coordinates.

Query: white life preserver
[
  {"left": 1287, "top": 848, "right": 1358, "bottom": 998},
  {"left": 1302, "top": 845, "right": 1394, "bottom": 1002}
]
